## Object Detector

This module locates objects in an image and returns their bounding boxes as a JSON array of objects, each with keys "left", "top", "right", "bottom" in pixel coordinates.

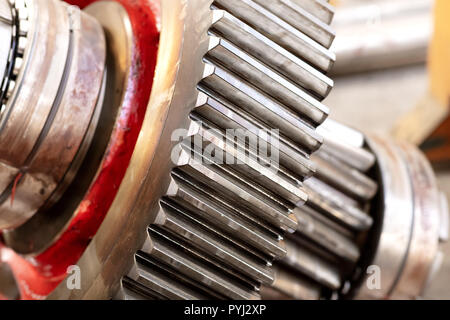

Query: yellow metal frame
[{"left": 392, "top": 0, "right": 450, "bottom": 148}]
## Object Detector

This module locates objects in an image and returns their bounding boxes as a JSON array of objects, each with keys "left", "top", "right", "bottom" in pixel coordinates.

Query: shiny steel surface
[
  {"left": 266, "top": 132, "right": 447, "bottom": 300},
  {"left": 48, "top": 0, "right": 337, "bottom": 300},
  {"left": 0, "top": 0, "right": 12, "bottom": 99},
  {"left": 121, "top": 0, "right": 337, "bottom": 299},
  {"left": 0, "top": 0, "right": 106, "bottom": 229},
  {"left": 3, "top": 0, "right": 130, "bottom": 255},
  {"left": 0, "top": 0, "right": 445, "bottom": 301},
  {"left": 354, "top": 136, "right": 444, "bottom": 299},
  {"left": 331, "top": 0, "right": 432, "bottom": 74},
  {"left": 263, "top": 122, "right": 378, "bottom": 300},
  {"left": 48, "top": 0, "right": 446, "bottom": 301}
]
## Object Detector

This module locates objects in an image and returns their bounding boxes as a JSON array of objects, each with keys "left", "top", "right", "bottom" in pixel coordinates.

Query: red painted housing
[{"left": 0, "top": 0, "right": 160, "bottom": 300}]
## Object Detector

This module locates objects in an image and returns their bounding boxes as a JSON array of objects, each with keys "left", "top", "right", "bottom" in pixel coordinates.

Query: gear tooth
[
  {"left": 18, "top": 17, "right": 28, "bottom": 35},
  {"left": 204, "top": 38, "right": 330, "bottom": 124},
  {"left": 195, "top": 91, "right": 209, "bottom": 108},
  {"left": 6, "top": 80, "right": 15, "bottom": 98},
  {"left": 156, "top": 200, "right": 275, "bottom": 285},
  {"left": 198, "top": 66, "right": 323, "bottom": 153},
  {"left": 212, "top": 0, "right": 335, "bottom": 72},
  {"left": 250, "top": 0, "right": 335, "bottom": 48},
  {"left": 208, "top": 12, "right": 334, "bottom": 99},
  {"left": 287, "top": 0, "right": 335, "bottom": 25},
  {"left": 130, "top": 252, "right": 209, "bottom": 300},
  {"left": 127, "top": 0, "right": 361, "bottom": 301},
  {"left": 211, "top": 8, "right": 225, "bottom": 25},
  {"left": 206, "top": 35, "right": 221, "bottom": 51},
  {"left": 17, "top": 36, "right": 27, "bottom": 55},
  {"left": 283, "top": 238, "right": 342, "bottom": 290},
  {"left": 201, "top": 61, "right": 216, "bottom": 79},
  {"left": 141, "top": 228, "right": 260, "bottom": 300},
  {"left": 119, "top": 277, "right": 167, "bottom": 300}
]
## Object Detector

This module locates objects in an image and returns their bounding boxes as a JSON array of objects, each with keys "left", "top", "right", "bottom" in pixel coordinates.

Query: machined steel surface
[
  {"left": 331, "top": 0, "right": 433, "bottom": 74},
  {"left": 118, "top": 0, "right": 337, "bottom": 300},
  {"left": 0, "top": 0, "right": 106, "bottom": 229},
  {"left": 264, "top": 120, "right": 378, "bottom": 300},
  {"left": 0, "top": 0, "right": 446, "bottom": 301},
  {"left": 265, "top": 130, "right": 447, "bottom": 300},
  {"left": 0, "top": 0, "right": 13, "bottom": 101},
  {"left": 354, "top": 136, "right": 445, "bottom": 299},
  {"left": 43, "top": 0, "right": 339, "bottom": 300}
]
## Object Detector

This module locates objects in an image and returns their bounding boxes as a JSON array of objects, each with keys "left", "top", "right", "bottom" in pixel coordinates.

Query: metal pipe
[{"left": 331, "top": 0, "right": 433, "bottom": 75}]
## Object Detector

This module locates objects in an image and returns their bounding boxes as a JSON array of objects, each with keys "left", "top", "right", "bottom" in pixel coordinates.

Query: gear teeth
[
  {"left": 18, "top": 17, "right": 28, "bottom": 35},
  {"left": 5, "top": 79, "right": 14, "bottom": 98},
  {"left": 212, "top": 0, "right": 336, "bottom": 73},
  {"left": 250, "top": 0, "right": 335, "bottom": 48},
  {"left": 267, "top": 122, "right": 380, "bottom": 299},
  {"left": 120, "top": 277, "right": 168, "bottom": 300},
  {"left": 206, "top": 13, "right": 333, "bottom": 102},
  {"left": 128, "top": 254, "right": 210, "bottom": 300},
  {"left": 292, "top": 206, "right": 360, "bottom": 262},
  {"left": 304, "top": 177, "right": 373, "bottom": 231},
  {"left": 209, "top": 11, "right": 333, "bottom": 99},
  {"left": 283, "top": 238, "right": 342, "bottom": 290},
  {"left": 138, "top": 229, "right": 261, "bottom": 300},
  {"left": 188, "top": 119, "right": 308, "bottom": 204},
  {"left": 198, "top": 65, "right": 323, "bottom": 153},
  {"left": 286, "top": 0, "right": 335, "bottom": 25},
  {"left": 174, "top": 148, "right": 297, "bottom": 236},
  {"left": 320, "top": 138, "right": 376, "bottom": 172},
  {"left": 193, "top": 94, "right": 316, "bottom": 182},
  {"left": 16, "top": 35, "right": 26, "bottom": 55},
  {"left": 312, "top": 149, "right": 379, "bottom": 201},
  {"left": 204, "top": 37, "right": 329, "bottom": 125},
  {"left": 154, "top": 201, "right": 275, "bottom": 285},
  {"left": 12, "top": 56, "right": 21, "bottom": 76},
  {"left": 166, "top": 167, "right": 288, "bottom": 259},
  {"left": 126, "top": 0, "right": 339, "bottom": 300}
]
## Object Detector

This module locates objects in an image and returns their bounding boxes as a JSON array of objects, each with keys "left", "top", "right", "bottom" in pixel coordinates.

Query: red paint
[
  {"left": 10, "top": 172, "right": 22, "bottom": 206},
  {"left": 0, "top": 0, "right": 160, "bottom": 299}
]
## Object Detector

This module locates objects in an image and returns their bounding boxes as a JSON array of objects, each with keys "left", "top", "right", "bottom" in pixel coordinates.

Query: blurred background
[{"left": 326, "top": 0, "right": 450, "bottom": 299}]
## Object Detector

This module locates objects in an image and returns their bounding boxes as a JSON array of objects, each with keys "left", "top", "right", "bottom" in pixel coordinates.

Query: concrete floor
[{"left": 324, "top": 64, "right": 450, "bottom": 299}]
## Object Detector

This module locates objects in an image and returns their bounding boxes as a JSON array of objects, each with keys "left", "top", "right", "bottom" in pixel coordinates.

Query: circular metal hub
[{"left": 0, "top": 0, "right": 106, "bottom": 230}]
